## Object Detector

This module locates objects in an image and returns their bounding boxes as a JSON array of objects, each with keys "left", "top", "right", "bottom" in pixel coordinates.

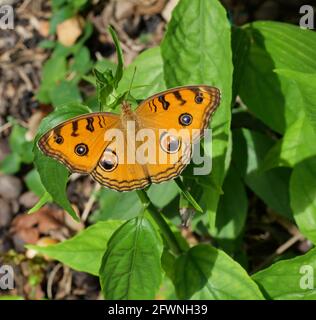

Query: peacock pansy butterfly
[{"left": 38, "top": 85, "right": 221, "bottom": 191}]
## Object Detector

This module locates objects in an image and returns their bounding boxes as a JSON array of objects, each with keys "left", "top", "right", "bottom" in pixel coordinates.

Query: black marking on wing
[
  {"left": 98, "top": 116, "right": 104, "bottom": 128},
  {"left": 53, "top": 127, "right": 62, "bottom": 137},
  {"left": 152, "top": 99, "right": 158, "bottom": 112},
  {"left": 158, "top": 95, "right": 170, "bottom": 110},
  {"left": 101, "top": 116, "right": 106, "bottom": 127},
  {"left": 148, "top": 100, "right": 153, "bottom": 112},
  {"left": 172, "top": 91, "right": 186, "bottom": 105},
  {"left": 189, "top": 88, "right": 201, "bottom": 96},
  {"left": 190, "top": 88, "right": 204, "bottom": 104},
  {"left": 86, "top": 117, "right": 95, "bottom": 132},
  {"left": 53, "top": 127, "right": 64, "bottom": 144},
  {"left": 71, "top": 121, "right": 79, "bottom": 137}
]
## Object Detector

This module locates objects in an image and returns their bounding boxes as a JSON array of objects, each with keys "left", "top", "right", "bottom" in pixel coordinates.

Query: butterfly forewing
[
  {"left": 136, "top": 85, "right": 221, "bottom": 143},
  {"left": 38, "top": 113, "right": 120, "bottom": 173}
]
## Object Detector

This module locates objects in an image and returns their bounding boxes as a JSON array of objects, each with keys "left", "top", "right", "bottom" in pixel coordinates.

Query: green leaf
[
  {"left": 90, "top": 27, "right": 124, "bottom": 111},
  {"left": 49, "top": 6, "right": 75, "bottom": 34},
  {"left": 170, "top": 244, "right": 264, "bottom": 300},
  {"left": 20, "top": 142, "right": 34, "bottom": 164},
  {"left": 147, "top": 181, "right": 179, "bottom": 208},
  {"left": 84, "top": 94, "right": 98, "bottom": 111},
  {"left": 0, "top": 124, "right": 34, "bottom": 173},
  {"left": 117, "top": 46, "right": 166, "bottom": 99},
  {"left": 161, "top": 248, "right": 177, "bottom": 282},
  {"left": 37, "top": 56, "right": 67, "bottom": 103},
  {"left": 34, "top": 103, "right": 91, "bottom": 220},
  {"left": 232, "top": 26, "right": 250, "bottom": 103},
  {"left": 161, "top": 0, "right": 233, "bottom": 232},
  {"left": 70, "top": 46, "right": 93, "bottom": 77},
  {"left": 246, "top": 168, "right": 292, "bottom": 219},
  {"left": 7, "top": 124, "right": 23, "bottom": 151},
  {"left": 157, "top": 275, "right": 178, "bottom": 300},
  {"left": 73, "top": 22, "right": 93, "bottom": 51},
  {"left": 90, "top": 189, "right": 143, "bottom": 222},
  {"left": 174, "top": 178, "right": 203, "bottom": 213},
  {"left": 72, "top": 0, "right": 88, "bottom": 10},
  {"left": 49, "top": 80, "right": 82, "bottom": 108},
  {"left": 100, "top": 216, "right": 163, "bottom": 299},
  {"left": 108, "top": 26, "right": 124, "bottom": 89},
  {"left": 94, "top": 59, "right": 117, "bottom": 75},
  {"left": 94, "top": 68, "right": 119, "bottom": 111},
  {"left": 28, "top": 192, "right": 52, "bottom": 214},
  {"left": 35, "top": 103, "right": 91, "bottom": 138},
  {"left": 232, "top": 129, "right": 292, "bottom": 219},
  {"left": 239, "top": 21, "right": 316, "bottom": 133},
  {"left": 38, "top": 39, "right": 56, "bottom": 49},
  {"left": 252, "top": 247, "right": 316, "bottom": 299},
  {"left": 34, "top": 150, "right": 79, "bottom": 221},
  {"left": 90, "top": 181, "right": 179, "bottom": 223},
  {"left": 214, "top": 165, "right": 248, "bottom": 252},
  {"left": 26, "top": 221, "right": 123, "bottom": 275},
  {"left": 290, "top": 157, "right": 316, "bottom": 243},
  {"left": 52, "top": 0, "right": 67, "bottom": 11},
  {"left": 24, "top": 169, "right": 46, "bottom": 197},
  {"left": 0, "top": 153, "right": 21, "bottom": 174},
  {"left": 262, "top": 115, "right": 316, "bottom": 170},
  {"left": 275, "top": 70, "right": 316, "bottom": 135},
  {"left": 259, "top": 69, "right": 316, "bottom": 171}
]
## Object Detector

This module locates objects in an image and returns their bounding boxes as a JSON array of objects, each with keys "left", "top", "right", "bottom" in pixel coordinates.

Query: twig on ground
[
  {"left": 252, "top": 233, "right": 305, "bottom": 274},
  {"left": 47, "top": 263, "right": 63, "bottom": 300},
  {"left": 0, "top": 122, "right": 13, "bottom": 134},
  {"left": 81, "top": 183, "right": 101, "bottom": 222},
  {"left": 275, "top": 233, "right": 305, "bottom": 255}
]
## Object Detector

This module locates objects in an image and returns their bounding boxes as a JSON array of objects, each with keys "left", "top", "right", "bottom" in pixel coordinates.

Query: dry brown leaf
[
  {"left": 10, "top": 206, "right": 65, "bottom": 246},
  {"left": 14, "top": 228, "right": 39, "bottom": 245},
  {"left": 114, "top": 1, "right": 135, "bottom": 20},
  {"left": 162, "top": 0, "right": 179, "bottom": 21},
  {"left": 57, "top": 16, "right": 83, "bottom": 47},
  {"left": 38, "top": 20, "right": 50, "bottom": 37},
  {"left": 25, "top": 110, "right": 47, "bottom": 141},
  {"left": 135, "top": 0, "right": 167, "bottom": 15}
]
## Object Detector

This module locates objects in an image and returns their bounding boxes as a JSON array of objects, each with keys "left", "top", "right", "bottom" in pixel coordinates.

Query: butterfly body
[
  {"left": 120, "top": 101, "right": 138, "bottom": 124},
  {"left": 38, "top": 86, "right": 221, "bottom": 191}
]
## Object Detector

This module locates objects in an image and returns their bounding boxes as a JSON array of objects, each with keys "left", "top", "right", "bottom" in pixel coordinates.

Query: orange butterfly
[{"left": 38, "top": 86, "right": 221, "bottom": 191}]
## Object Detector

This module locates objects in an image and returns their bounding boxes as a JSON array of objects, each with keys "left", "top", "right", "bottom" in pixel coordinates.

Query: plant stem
[{"left": 136, "top": 190, "right": 183, "bottom": 256}]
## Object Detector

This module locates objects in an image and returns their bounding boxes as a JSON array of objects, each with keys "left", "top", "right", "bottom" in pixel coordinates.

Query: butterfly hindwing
[{"left": 90, "top": 139, "right": 151, "bottom": 191}]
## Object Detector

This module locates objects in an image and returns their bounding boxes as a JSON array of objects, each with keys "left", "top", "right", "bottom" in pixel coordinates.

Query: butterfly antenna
[{"left": 126, "top": 67, "right": 137, "bottom": 100}]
